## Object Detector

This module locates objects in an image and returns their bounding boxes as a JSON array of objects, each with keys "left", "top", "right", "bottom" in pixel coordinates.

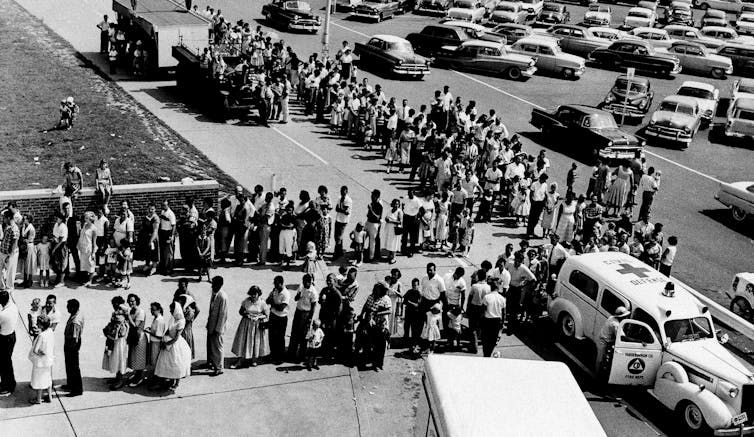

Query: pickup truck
[
  {"left": 530, "top": 104, "right": 644, "bottom": 161},
  {"left": 542, "top": 24, "right": 612, "bottom": 58}
]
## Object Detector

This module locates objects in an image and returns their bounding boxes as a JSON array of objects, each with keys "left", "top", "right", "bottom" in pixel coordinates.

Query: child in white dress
[
  {"left": 421, "top": 303, "right": 443, "bottom": 353},
  {"left": 35, "top": 236, "right": 51, "bottom": 287}
]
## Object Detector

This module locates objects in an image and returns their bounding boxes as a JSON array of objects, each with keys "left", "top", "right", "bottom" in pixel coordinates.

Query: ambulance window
[
  {"left": 568, "top": 270, "right": 598, "bottom": 301},
  {"left": 632, "top": 308, "right": 660, "bottom": 338},
  {"left": 601, "top": 289, "right": 630, "bottom": 314},
  {"left": 621, "top": 322, "right": 655, "bottom": 344}
]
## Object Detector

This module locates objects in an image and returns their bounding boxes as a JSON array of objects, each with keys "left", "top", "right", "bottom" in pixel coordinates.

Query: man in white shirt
[
  {"left": 638, "top": 166, "right": 660, "bottom": 221},
  {"left": 548, "top": 234, "right": 569, "bottom": 276},
  {"left": 527, "top": 174, "right": 550, "bottom": 238},
  {"left": 268, "top": 275, "right": 290, "bottom": 364},
  {"left": 158, "top": 201, "right": 177, "bottom": 275},
  {"left": 460, "top": 170, "right": 481, "bottom": 212},
  {"left": 0, "top": 291, "right": 17, "bottom": 394},
  {"left": 402, "top": 190, "right": 423, "bottom": 256},
  {"left": 334, "top": 185, "right": 353, "bottom": 259},
  {"left": 420, "top": 263, "right": 446, "bottom": 312},
  {"left": 441, "top": 85, "right": 453, "bottom": 111},
  {"left": 481, "top": 288, "right": 505, "bottom": 357},
  {"left": 467, "top": 269, "right": 491, "bottom": 354}
]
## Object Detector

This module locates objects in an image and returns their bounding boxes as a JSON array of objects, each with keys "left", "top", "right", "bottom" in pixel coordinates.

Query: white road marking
[
  {"left": 331, "top": 21, "right": 369, "bottom": 37},
  {"left": 643, "top": 150, "right": 723, "bottom": 184},
  {"left": 272, "top": 127, "right": 329, "bottom": 165},
  {"left": 452, "top": 70, "right": 546, "bottom": 110}
]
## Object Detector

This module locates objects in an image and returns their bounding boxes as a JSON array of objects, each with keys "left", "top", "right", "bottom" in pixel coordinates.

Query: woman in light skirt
[
  {"left": 231, "top": 286, "right": 270, "bottom": 368},
  {"left": 28, "top": 315, "right": 54, "bottom": 404}
]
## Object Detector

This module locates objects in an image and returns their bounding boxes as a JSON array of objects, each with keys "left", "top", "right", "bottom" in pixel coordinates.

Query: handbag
[
  {"left": 394, "top": 225, "right": 403, "bottom": 235},
  {"left": 126, "top": 325, "right": 140, "bottom": 346}
]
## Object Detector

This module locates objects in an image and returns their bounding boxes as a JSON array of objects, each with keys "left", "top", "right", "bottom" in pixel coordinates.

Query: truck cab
[{"left": 549, "top": 252, "right": 754, "bottom": 435}]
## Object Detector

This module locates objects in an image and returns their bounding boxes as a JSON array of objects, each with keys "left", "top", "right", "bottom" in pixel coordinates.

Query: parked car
[
  {"left": 351, "top": 0, "right": 401, "bottom": 21},
  {"left": 598, "top": 75, "right": 654, "bottom": 121},
  {"left": 534, "top": 2, "right": 569, "bottom": 25},
  {"left": 645, "top": 95, "right": 703, "bottom": 147},
  {"left": 715, "top": 181, "right": 754, "bottom": 222},
  {"left": 406, "top": 24, "right": 483, "bottom": 54},
  {"left": 629, "top": 27, "right": 677, "bottom": 49},
  {"left": 701, "top": 8, "right": 729, "bottom": 26},
  {"left": 530, "top": 104, "right": 645, "bottom": 160},
  {"left": 490, "top": 23, "right": 534, "bottom": 43},
  {"left": 731, "top": 77, "right": 754, "bottom": 102},
  {"left": 722, "top": 97, "right": 754, "bottom": 143},
  {"left": 510, "top": 37, "right": 586, "bottom": 78},
  {"left": 441, "top": 19, "right": 509, "bottom": 42},
  {"left": 447, "top": 0, "right": 487, "bottom": 22},
  {"left": 717, "top": 41, "right": 754, "bottom": 74},
  {"left": 589, "top": 40, "right": 682, "bottom": 76},
  {"left": 354, "top": 35, "right": 431, "bottom": 78},
  {"left": 519, "top": 0, "right": 545, "bottom": 16},
  {"left": 336, "top": 0, "right": 363, "bottom": 11},
  {"left": 638, "top": 0, "right": 659, "bottom": 11},
  {"left": 487, "top": 1, "right": 530, "bottom": 23},
  {"left": 623, "top": 7, "right": 657, "bottom": 29},
  {"left": 701, "top": 25, "right": 752, "bottom": 42},
  {"left": 262, "top": 0, "right": 321, "bottom": 32},
  {"left": 583, "top": 4, "right": 612, "bottom": 26},
  {"left": 662, "top": 41, "right": 733, "bottom": 77},
  {"left": 544, "top": 24, "right": 612, "bottom": 57},
  {"left": 693, "top": 0, "right": 743, "bottom": 13},
  {"left": 675, "top": 80, "right": 719, "bottom": 125},
  {"left": 588, "top": 26, "right": 629, "bottom": 40},
  {"left": 663, "top": 6, "right": 695, "bottom": 26},
  {"left": 664, "top": 25, "right": 724, "bottom": 49},
  {"left": 736, "top": 12, "right": 754, "bottom": 34},
  {"left": 433, "top": 40, "right": 538, "bottom": 79},
  {"left": 727, "top": 272, "right": 754, "bottom": 321},
  {"left": 416, "top": 0, "right": 453, "bottom": 14}
]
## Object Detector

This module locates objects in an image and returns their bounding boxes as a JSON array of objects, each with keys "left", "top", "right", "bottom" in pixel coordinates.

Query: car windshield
[
  {"left": 741, "top": 16, "right": 754, "bottom": 22},
  {"left": 628, "top": 10, "right": 650, "bottom": 17},
  {"left": 543, "top": 3, "right": 560, "bottom": 11},
  {"left": 386, "top": 40, "right": 414, "bottom": 52},
  {"left": 456, "top": 0, "right": 476, "bottom": 7},
  {"left": 285, "top": 1, "right": 311, "bottom": 9},
  {"left": 520, "top": 0, "right": 535, "bottom": 4},
  {"left": 738, "top": 83, "right": 754, "bottom": 94},
  {"left": 593, "top": 30, "right": 618, "bottom": 39},
  {"left": 615, "top": 79, "right": 647, "bottom": 93},
  {"left": 583, "top": 113, "right": 617, "bottom": 129},
  {"left": 497, "top": 4, "right": 517, "bottom": 11},
  {"left": 678, "top": 86, "right": 714, "bottom": 100},
  {"left": 664, "top": 317, "right": 714, "bottom": 343},
  {"left": 659, "top": 100, "right": 696, "bottom": 115},
  {"left": 672, "top": 9, "right": 691, "bottom": 16},
  {"left": 734, "top": 108, "right": 754, "bottom": 121}
]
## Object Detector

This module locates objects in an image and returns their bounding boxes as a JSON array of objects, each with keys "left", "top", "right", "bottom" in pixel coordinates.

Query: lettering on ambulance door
[{"left": 608, "top": 320, "right": 662, "bottom": 386}]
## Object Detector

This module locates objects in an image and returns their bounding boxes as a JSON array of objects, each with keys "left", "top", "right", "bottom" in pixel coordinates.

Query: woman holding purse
[{"left": 231, "top": 286, "right": 270, "bottom": 368}]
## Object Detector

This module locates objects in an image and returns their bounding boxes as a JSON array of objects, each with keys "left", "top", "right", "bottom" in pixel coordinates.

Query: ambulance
[{"left": 548, "top": 252, "right": 754, "bottom": 435}]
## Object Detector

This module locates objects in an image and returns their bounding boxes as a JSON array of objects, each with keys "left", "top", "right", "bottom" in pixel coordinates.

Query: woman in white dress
[
  {"left": 28, "top": 315, "right": 54, "bottom": 405},
  {"left": 420, "top": 193, "right": 436, "bottom": 247},
  {"left": 231, "top": 286, "right": 269, "bottom": 368},
  {"left": 126, "top": 293, "right": 149, "bottom": 387},
  {"left": 77, "top": 211, "right": 98, "bottom": 286},
  {"left": 102, "top": 296, "right": 129, "bottom": 390},
  {"left": 434, "top": 192, "right": 451, "bottom": 248},
  {"left": 154, "top": 301, "right": 192, "bottom": 390},
  {"left": 556, "top": 192, "right": 577, "bottom": 243},
  {"left": 541, "top": 183, "right": 560, "bottom": 238},
  {"left": 384, "top": 199, "right": 403, "bottom": 264}
]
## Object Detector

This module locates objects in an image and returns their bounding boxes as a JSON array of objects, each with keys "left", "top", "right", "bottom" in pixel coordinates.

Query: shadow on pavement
[{"left": 700, "top": 208, "right": 754, "bottom": 240}]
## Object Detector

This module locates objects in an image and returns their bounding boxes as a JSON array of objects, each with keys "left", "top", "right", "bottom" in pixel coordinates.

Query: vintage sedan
[
  {"left": 583, "top": 4, "right": 612, "bottom": 26},
  {"left": 544, "top": 24, "right": 612, "bottom": 57},
  {"left": 588, "top": 26, "right": 629, "bottom": 41},
  {"left": 629, "top": 27, "right": 677, "bottom": 49},
  {"left": 510, "top": 36, "right": 586, "bottom": 78},
  {"left": 723, "top": 97, "right": 754, "bottom": 143},
  {"left": 433, "top": 40, "right": 538, "bottom": 79},
  {"left": 519, "top": 0, "right": 545, "bottom": 16},
  {"left": 663, "top": 6, "right": 694, "bottom": 26},
  {"left": 440, "top": 20, "right": 509, "bottom": 42},
  {"left": 715, "top": 181, "right": 754, "bottom": 222},
  {"left": 598, "top": 75, "right": 654, "bottom": 121},
  {"left": 354, "top": 35, "right": 431, "bottom": 78},
  {"left": 664, "top": 25, "right": 724, "bottom": 50},
  {"left": 675, "top": 80, "right": 719, "bottom": 126},
  {"left": 447, "top": 0, "right": 487, "bottom": 22},
  {"left": 718, "top": 41, "right": 754, "bottom": 74},
  {"left": 488, "top": 1, "right": 530, "bottom": 24},
  {"left": 736, "top": 12, "right": 754, "bottom": 34},
  {"left": 417, "top": 0, "right": 452, "bottom": 14},
  {"left": 701, "top": 8, "right": 728, "bottom": 27},
  {"left": 534, "top": 2, "right": 569, "bottom": 26},
  {"left": 701, "top": 26, "right": 751, "bottom": 42},
  {"left": 728, "top": 272, "right": 754, "bottom": 319},
  {"left": 589, "top": 40, "right": 682, "bottom": 76},
  {"left": 731, "top": 77, "right": 754, "bottom": 103},
  {"left": 351, "top": 0, "right": 401, "bottom": 21},
  {"left": 695, "top": 0, "right": 744, "bottom": 13},
  {"left": 490, "top": 23, "right": 534, "bottom": 43},
  {"left": 623, "top": 7, "right": 656, "bottom": 29},
  {"left": 262, "top": 0, "right": 321, "bottom": 32},
  {"left": 662, "top": 41, "right": 733, "bottom": 78},
  {"left": 645, "top": 95, "right": 703, "bottom": 147},
  {"left": 407, "top": 24, "right": 480, "bottom": 54}
]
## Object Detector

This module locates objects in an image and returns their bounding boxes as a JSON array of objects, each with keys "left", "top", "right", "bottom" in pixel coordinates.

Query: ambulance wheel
[
  {"left": 558, "top": 312, "right": 576, "bottom": 339},
  {"left": 677, "top": 401, "right": 710, "bottom": 435}
]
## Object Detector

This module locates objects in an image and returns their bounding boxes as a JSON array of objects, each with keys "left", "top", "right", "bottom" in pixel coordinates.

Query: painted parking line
[
  {"left": 642, "top": 150, "right": 723, "bottom": 184},
  {"left": 272, "top": 126, "right": 329, "bottom": 165},
  {"left": 331, "top": 21, "right": 369, "bottom": 37}
]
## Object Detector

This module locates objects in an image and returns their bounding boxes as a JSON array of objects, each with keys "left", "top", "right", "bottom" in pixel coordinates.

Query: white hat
[
  {"left": 66, "top": 96, "right": 74, "bottom": 104},
  {"left": 614, "top": 306, "right": 630, "bottom": 318}
]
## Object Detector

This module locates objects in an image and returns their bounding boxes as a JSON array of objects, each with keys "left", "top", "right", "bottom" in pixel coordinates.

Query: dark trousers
[
  {"left": 403, "top": 311, "right": 423, "bottom": 347},
  {"left": 158, "top": 229, "right": 174, "bottom": 274},
  {"left": 287, "top": 309, "right": 312, "bottom": 361},
  {"left": 66, "top": 242, "right": 81, "bottom": 278},
  {"left": 639, "top": 190, "right": 655, "bottom": 221},
  {"left": 659, "top": 263, "right": 672, "bottom": 277},
  {"left": 100, "top": 31, "right": 109, "bottom": 53},
  {"left": 466, "top": 304, "right": 484, "bottom": 353},
  {"left": 401, "top": 215, "right": 418, "bottom": 254},
  {"left": 0, "top": 332, "right": 16, "bottom": 392},
  {"left": 480, "top": 317, "right": 502, "bottom": 357},
  {"left": 506, "top": 286, "right": 523, "bottom": 333},
  {"left": 64, "top": 340, "right": 82, "bottom": 394},
  {"left": 333, "top": 221, "right": 347, "bottom": 258},
  {"left": 268, "top": 313, "right": 288, "bottom": 363},
  {"left": 526, "top": 200, "right": 546, "bottom": 236},
  {"left": 369, "top": 326, "right": 389, "bottom": 369}
]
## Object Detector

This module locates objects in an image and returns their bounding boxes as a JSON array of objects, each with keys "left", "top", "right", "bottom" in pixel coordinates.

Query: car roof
[
  {"left": 495, "top": 23, "right": 529, "bottom": 30},
  {"left": 740, "top": 12, "right": 754, "bottom": 18},
  {"left": 516, "top": 36, "right": 557, "bottom": 47},
  {"left": 564, "top": 253, "right": 706, "bottom": 322},
  {"left": 734, "top": 97, "right": 754, "bottom": 111},
  {"left": 371, "top": 34, "right": 410, "bottom": 43},
  {"left": 459, "top": 39, "right": 503, "bottom": 49},
  {"left": 665, "top": 24, "right": 697, "bottom": 31},
  {"left": 613, "top": 38, "right": 652, "bottom": 47},
  {"left": 617, "top": 74, "right": 650, "bottom": 84},
  {"left": 702, "top": 25, "right": 735, "bottom": 32},
  {"left": 704, "top": 8, "right": 726, "bottom": 16},
  {"left": 443, "top": 20, "right": 486, "bottom": 30},
  {"left": 633, "top": 27, "right": 666, "bottom": 34},
  {"left": 679, "top": 80, "right": 716, "bottom": 92},
  {"left": 739, "top": 78, "right": 754, "bottom": 87},
  {"left": 736, "top": 272, "right": 754, "bottom": 284},
  {"left": 670, "top": 40, "right": 705, "bottom": 49},
  {"left": 628, "top": 6, "right": 653, "bottom": 13},
  {"left": 423, "top": 24, "right": 462, "bottom": 32},
  {"left": 661, "top": 94, "right": 700, "bottom": 107}
]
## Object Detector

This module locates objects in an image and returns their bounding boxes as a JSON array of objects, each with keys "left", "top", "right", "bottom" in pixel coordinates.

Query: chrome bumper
[
  {"left": 523, "top": 66, "right": 537, "bottom": 77},
  {"left": 715, "top": 425, "right": 754, "bottom": 436},
  {"left": 289, "top": 22, "right": 320, "bottom": 30},
  {"left": 599, "top": 148, "right": 638, "bottom": 160},
  {"left": 603, "top": 104, "right": 645, "bottom": 118},
  {"left": 350, "top": 11, "right": 381, "bottom": 18},
  {"left": 393, "top": 66, "right": 430, "bottom": 75},
  {"left": 645, "top": 126, "right": 693, "bottom": 143}
]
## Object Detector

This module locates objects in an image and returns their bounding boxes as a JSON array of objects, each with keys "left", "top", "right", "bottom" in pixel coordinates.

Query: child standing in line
[
  {"left": 566, "top": 163, "right": 578, "bottom": 196},
  {"left": 302, "top": 241, "right": 317, "bottom": 278},
  {"left": 305, "top": 319, "right": 325, "bottom": 370},
  {"left": 459, "top": 210, "right": 475, "bottom": 256},
  {"left": 104, "top": 237, "right": 119, "bottom": 285},
  {"left": 445, "top": 306, "right": 464, "bottom": 351},
  {"left": 197, "top": 226, "right": 212, "bottom": 283},
  {"left": 476, "top": 189, "right": 493, "bottom": 223},
  {"left": 116, "top": 239, "right": 133, "bottom": 289},
  {"left": 349, "top": 222, "right": 366, "bottom": 266},
  {"left": 624, "top": 184, "right": 638, "bottom": 217},
  {"left": 35, "top": 236, "right": 51, "bottom": 288},
  {"left": 421, "top": 303, "right": 443, "bottom": 354},
  {"left": 27, "top": 298, "right": 42, "bottom": 338},
  {"left": 402, "top": 278, "right": 422, "bottom": 354}
]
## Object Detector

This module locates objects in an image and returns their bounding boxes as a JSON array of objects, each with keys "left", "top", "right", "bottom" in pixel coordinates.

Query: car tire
[
  {"left": 506, "top": 66, "right": 523, "bottom": 80},
  {"left": 700, "top": 2, "right": 709, "bottom": 9},
  {"left": 731, "top": 297, "right": 754, "bottom": 322},
  {"left": 558, "top": 312, "right": 576, "bottom": 339},
  {"left": 562, "top": 67, "right": 576, "bottom": 80},
  {"left": 677, "top": 401, "right": 711, "bottom": 436},
  {"left": 710, "top": 67, "right": 725, "bottom": 79},
  {"left": 732, "top": 206, "right": 749, "bottom": 222}
]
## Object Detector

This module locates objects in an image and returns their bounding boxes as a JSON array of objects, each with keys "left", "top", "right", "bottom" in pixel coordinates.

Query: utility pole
[{"left": 322, "top": 0, "right": 332, "bottom": 58}]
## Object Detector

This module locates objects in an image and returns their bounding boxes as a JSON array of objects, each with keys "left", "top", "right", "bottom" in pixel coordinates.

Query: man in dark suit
[
  {"left": 206, "top": 276, "right": 228, "bottom": 376},
  {"left": 63, "top": 299, "right": 84, "bottom": 397}
]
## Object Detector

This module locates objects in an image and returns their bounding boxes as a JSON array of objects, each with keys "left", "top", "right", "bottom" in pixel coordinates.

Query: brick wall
[{"left": 0, "top": 180, "right": 219, "bottom": 239}]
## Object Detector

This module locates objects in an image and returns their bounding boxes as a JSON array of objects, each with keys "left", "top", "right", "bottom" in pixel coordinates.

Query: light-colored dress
[
  {"left": 541, "top": 192, "right": 560, "bottom": 231},
  {"left": 384, "top": 209, "right": 402, "bottom": 253},
  {"left": 231, "top": 298, "right": 269, "bottom": 359},
  {"left": 605, "top": 166, "right": 633, "bottom": 209},
  {"left": 20, "top": 223, "right": 36, "bottom": 277},
  {"left": 102, "top": 315, "right": 129, "bottom": 374},
  {"left": 420, "top": 199, "right": 435, "bottom": 243},
  {"left": 29, "top": 328, "right": 54, "bottom": 389},
  {"left": 36, "top": 242, "right": 51, "bottom": 270},
  {"left": 435, "top": 200, "right": 450, "bottom": 241},
  {"left": 154, "top": 312, "right": 192, "bottom": 379},
  {"left": 387, "top": 281, "right": 403, "bottom": 336},
  {"left": 127, "top": 307, "right": 148, "bottom": 371},
  {"left": 148, "top": 314, "right": 167, "bottom": 368},
  {"left": 77, "top": 224, "right": 97, "bottom": 274},
  {"left": 556, "top": 201, "right": 577, "bottom": 243},
  {"left": 421, "top": 311, "right": 442, "bottom": 342}
]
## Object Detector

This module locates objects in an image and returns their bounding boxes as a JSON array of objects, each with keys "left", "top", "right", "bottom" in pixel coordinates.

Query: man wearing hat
[{"left": 595, "top": 306, "right": 631, "bottom": 374}]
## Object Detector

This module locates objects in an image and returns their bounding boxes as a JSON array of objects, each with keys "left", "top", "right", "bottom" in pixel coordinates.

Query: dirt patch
[{"left": 0, "top": 0, "right": 236, "bottom": 192}]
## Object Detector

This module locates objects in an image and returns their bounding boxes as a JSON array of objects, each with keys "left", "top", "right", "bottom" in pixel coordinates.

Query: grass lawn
[{"left": 0, "top": 0, "right": 237, "bottom": 192}]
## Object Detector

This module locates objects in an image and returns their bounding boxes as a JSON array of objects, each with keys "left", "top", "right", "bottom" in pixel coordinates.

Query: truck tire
[
  {"left": 677, "top": 401, "right": 711, "bottom": 436},
  {"left": 730, "top": 296, "right": 753, "bottom": 322},
  {"left": 506, "top": 66, "right": 523, "bottom": 80}
]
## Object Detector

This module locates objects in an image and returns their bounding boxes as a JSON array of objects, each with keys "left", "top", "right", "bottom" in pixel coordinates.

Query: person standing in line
[
  {"left": 365, "top": 190, "right": 383, "bottom": 262},
  {"left": 659, "top": 236, "right": 678, "bottom": 277},
  {"left": 63, "top": 299, "right": 84, "bottom": 397},
  {"left": 28, "top": 315, "right": 55, "bottom": 405},
  {"left": 288, "top": 274, "right": 318, "bottom": 362},
  {"left": 256, "top": 192, "right": 276, "bottom": 265},
  {"left": 637, "top": 167, "right": 660, "bottom": 221},
  {"left": 18, "top": 214, "right": 36, "bottom": 288},
  {"left": 318, "top": 274, "right": 342, "bottom": 361},
  {"left": 0, "top": 291, "right": 17, "bottom": 395},
  {"left": 526, "top": 174, "right": 549, "bottom": 238},
  {"left": 505, "top": 252, "right": 536, "bottom": 335},
  {"left": 401, "top": 190, "right": 422, "bottom": 257},
  {"left": 206, "top": 276, "right": 228, "bottom": 376},
  {"left": 97, "top": 15, "right": 110, "bottom": 53},
  {"left": 0, "top": 211, "right": 20, "bottom": 291},
  {"left": 158, "top": 201, "right": 177, "bottom": 275},
  {"left": 481, "top": 285, "right": 505, "bottom": 357},
  {"left": 466, "top": 269, "right": 490, "bottom": 354},
  {"left": 266, "top": 275, "right": 290, "bottom": 365},
  {"left": 333, "top": 186, "right": 352, "bottom": 259},
  {"left": 442, "top": 267, "right": 466, "bottom": 336},
  {"left": 77, "top": 211, "right": 98, "bottom": 287},
  {"left": 230, "top": 286, "right": 269, "bottom": 368}
]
